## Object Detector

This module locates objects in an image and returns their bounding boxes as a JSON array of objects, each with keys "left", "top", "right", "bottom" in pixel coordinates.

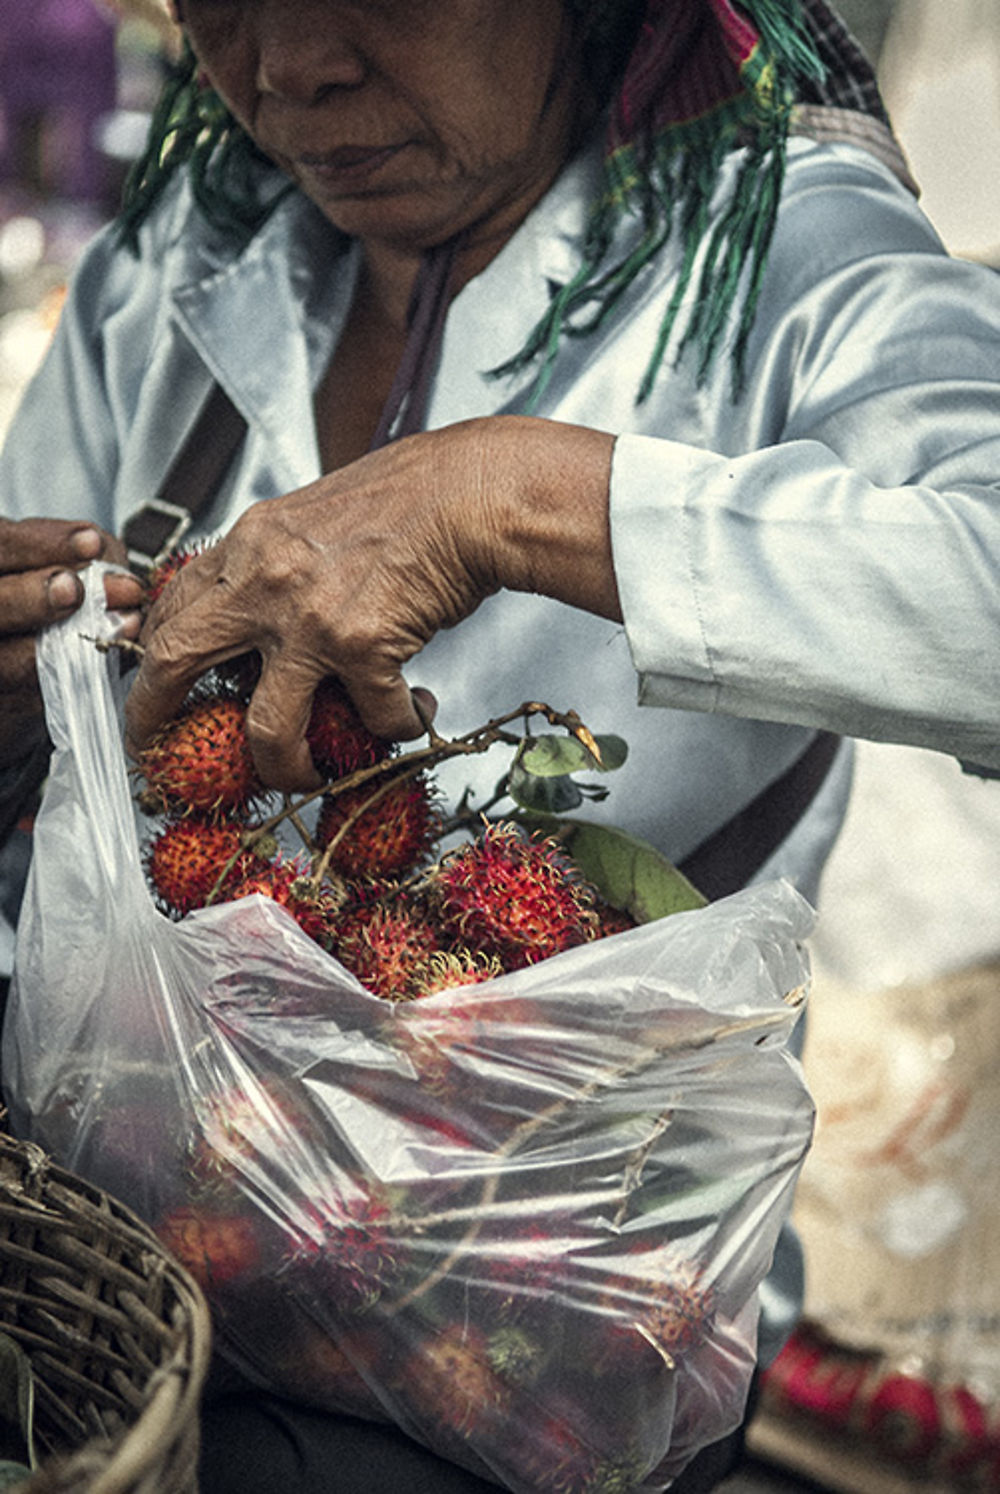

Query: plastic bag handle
[{"left": 34, "top": 562, "right": 147, "bottom": 898}]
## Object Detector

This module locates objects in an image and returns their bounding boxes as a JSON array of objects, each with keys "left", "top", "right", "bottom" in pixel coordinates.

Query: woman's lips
[{"left": 296, "top": 143, "right": 407, "bottom": 190}]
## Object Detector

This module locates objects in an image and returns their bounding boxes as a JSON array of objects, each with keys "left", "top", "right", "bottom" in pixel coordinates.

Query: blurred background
[{"left": 1, "top": 4, "right": 998, "bottom": 1491}]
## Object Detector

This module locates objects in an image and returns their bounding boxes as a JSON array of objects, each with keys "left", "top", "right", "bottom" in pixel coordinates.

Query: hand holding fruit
[
  {"left": 125, "top": 416, "right": 620, "bottom": 791},
  {"left": 0, "top": 518, "right": 143, "bottom": 766}
]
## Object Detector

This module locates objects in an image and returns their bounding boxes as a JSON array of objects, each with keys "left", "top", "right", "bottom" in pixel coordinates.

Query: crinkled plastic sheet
[{"left": 4, "top": 568, "right": 817, "bottom": 1492}]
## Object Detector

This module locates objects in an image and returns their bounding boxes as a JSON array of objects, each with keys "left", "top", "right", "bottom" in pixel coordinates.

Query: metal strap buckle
[{"left": 124, "top": 497, "right": 193, "bottom": 576}]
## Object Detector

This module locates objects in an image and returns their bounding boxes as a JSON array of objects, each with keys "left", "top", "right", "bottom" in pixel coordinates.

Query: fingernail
[
  {"left": 69, "top": 527, "right": 103, "bottom": 560},
  {"left": 48, "top": 570, "right": 83, "bottom": 609}
]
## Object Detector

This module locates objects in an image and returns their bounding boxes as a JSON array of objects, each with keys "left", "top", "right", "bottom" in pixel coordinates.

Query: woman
[{"left": 1, "top": 1, "right": 998, "bottom": 1489}]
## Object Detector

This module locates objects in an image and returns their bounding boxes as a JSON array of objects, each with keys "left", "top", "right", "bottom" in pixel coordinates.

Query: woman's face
[{"left": 179, "top": 0, "right": 587, "bottom": 253}]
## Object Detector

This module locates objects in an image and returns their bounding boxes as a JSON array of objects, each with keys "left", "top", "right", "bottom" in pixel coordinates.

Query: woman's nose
[{"left": 254, "top": 4, "right": 367, "bottom": 102}]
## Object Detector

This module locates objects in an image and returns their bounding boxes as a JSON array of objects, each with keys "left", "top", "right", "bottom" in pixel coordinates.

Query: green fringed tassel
[
  {"left": 118, "top": 43, "right": 289, "bottom": 253},
  {"left": 499, "top": 0, "right": 826, "bottom": 406}
]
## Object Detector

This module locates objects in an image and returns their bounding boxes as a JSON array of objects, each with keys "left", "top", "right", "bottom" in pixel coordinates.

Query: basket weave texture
[{"left": 0, "top": 1132, "right": 211, "bottom": 1493}]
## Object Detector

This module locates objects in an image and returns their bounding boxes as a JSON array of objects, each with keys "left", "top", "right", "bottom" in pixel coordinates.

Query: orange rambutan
[
  {"left": 306, "top": 676, "right": 391, "bottom": 779},
  {"left": 156, "top": 1203, "right": 260, "bottom": 1291},
  {"left": 136, "top": 690, "right": 263, "bottom": 817},
  {"left": 145, "top": 816, "right": 267, "bottom": 915},
  {"left": 316, "top": 772, "right": 441, "bottom": 880},
  {"left": 395, "top": 1322, "right": 510, "bottom": 1439},
  {"left": 432, "top": 822, "right": 600, "bottom": 970}
]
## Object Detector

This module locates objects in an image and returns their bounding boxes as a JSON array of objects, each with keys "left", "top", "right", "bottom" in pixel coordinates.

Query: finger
[
  {"left": 138, "top": 544, "right": 224, "bottom": 640},
  {"left": 409, "top": 687, "right": 439, "bottom": 735},
  {"left": 124, "top": 592, "right": 252, "bottom": 755},
  {"left": 0, "top": 636, "right": 45, "bottom": 698},
  {"left": 0, "top": 567, "right": 87, "bottom": 636},
  {"left": 104, "top": 572, "right": 146, "bottom": 614},
  {"left": 0, "top": 518, "right": 109, "bottom": 575},
  {"left": 245, "top": 659, "right": 324, "bottom": 794},
  {"left": 337, "top": 664, "right": 431, "bottom": 744}
]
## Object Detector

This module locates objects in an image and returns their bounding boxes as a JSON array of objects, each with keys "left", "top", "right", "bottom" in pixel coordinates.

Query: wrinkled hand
[
  {"left": 0, "top": 518, "right": 144, "bottom": 764},
  {"left": 125, "top": 416, "right": 618, "bottom": 792}
]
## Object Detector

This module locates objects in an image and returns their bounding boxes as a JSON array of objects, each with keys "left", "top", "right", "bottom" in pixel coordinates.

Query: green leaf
[
  {"left": 522, "top": 816, "right": 708, "bottom": 922},
  {"left": 514, "top": 733, "right": 628, "bottom": 779},
  {"left": 0, "top": 1334, "right": 35, "bottom": 1476},
  {"left": 508, "top": 762, "right": 585, "bottom": 814}
]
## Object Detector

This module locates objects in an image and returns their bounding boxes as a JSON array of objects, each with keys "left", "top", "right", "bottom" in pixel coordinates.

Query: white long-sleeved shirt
[{"left": 2, "top": 129, "right": 998, "bottom": 1360}]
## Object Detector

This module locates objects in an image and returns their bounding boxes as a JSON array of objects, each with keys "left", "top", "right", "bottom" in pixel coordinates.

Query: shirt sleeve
[
  {"left": 0, "top": 218, "right": 155, "bottom": 532},
  {"left": 609, "top": 145, "right": 1000, "bottom": 771}
]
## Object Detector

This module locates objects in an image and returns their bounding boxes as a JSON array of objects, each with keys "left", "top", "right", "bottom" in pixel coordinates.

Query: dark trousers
[{"left": 198, "top": 1380, "right": 756, "bottom": 1494}]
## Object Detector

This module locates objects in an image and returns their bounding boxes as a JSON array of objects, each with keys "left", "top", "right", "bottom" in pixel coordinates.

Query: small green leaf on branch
[{"left": 515, "top": 733, "right": 628, "bottom": 779}]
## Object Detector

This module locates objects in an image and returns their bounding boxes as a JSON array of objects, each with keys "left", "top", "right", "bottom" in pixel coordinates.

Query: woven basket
[{"left": 0, "top": 1132, "right": 211, "bottom": 1493}]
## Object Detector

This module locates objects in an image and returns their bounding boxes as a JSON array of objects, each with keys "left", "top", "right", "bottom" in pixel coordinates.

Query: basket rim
[{"left": 0, "top": 1131, "right": 212, "bottom": 1493}]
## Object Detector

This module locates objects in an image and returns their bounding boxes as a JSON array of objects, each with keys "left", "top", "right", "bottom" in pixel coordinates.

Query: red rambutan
[
  {"left": 136, "top": 690, "right": 263, "bottom": 817},
  {"left": 286, "top": 1186, "right": 407, "bottom": 1312},
  {"left": 596, "top": 1248, "right": 716, "bottom": 1366},
  {"left": 335, "top": 901, "right": 443, "bottom": 1001},
  {"left": 186, "top": 1078, "right": 315, "bottom": 1199},
  {"left": 415, "top": 948, "right": 504, "bottom": 997},
  {"left": 145, "top": 816, "right": 267, "bottom": 915},
  {"left": 390, "top": 994, "right": 492, "bottom": 1093},
  {"left": 316, "top": 772, "right": 441, "bottom": 881},
  {"left": 433, "top": 822, "right": 599, "bottom": 970},
  {"left": 226, "top": 857, "right": 341, "bottom": 948},
  {"left": 307, "top": 677, "right": 391, "bottom": 779},
  {"left": 144, "top": 541, "right": 209, "bottom": 606},
  {"left": 509, "top": 1398, "right": 642, "bottom": 1494}
]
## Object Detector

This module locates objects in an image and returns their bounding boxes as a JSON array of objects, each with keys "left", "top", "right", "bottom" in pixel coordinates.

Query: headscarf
[{"left": 119, "top": 0, "right": 910, "bottom": 404}]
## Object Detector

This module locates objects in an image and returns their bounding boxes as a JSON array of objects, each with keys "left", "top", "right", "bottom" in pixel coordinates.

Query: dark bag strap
[
  {"left": 679, "top": 730, "right": 841, "bottom": 901},
  {"left": 122, "top": 382, "right": 249, "bottom": 576}
]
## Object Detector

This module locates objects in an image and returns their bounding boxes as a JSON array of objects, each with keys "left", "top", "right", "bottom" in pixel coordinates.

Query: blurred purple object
[{"left": 0, "top": 0, "right": 118, "bottom": 204}]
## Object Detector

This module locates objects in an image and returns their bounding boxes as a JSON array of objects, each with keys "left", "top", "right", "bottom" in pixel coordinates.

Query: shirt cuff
[{"left": 609, "top": 432, "right": 721, "bottom": 712}]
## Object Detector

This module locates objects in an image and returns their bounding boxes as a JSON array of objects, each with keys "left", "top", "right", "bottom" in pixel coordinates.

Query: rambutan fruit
[
  {"left": 335, "top": 901, "right": 443, "bottom": 1001},
  {"left": 486, "top": 1324, "right": 546, "bottom": 1387},
  {"left": 156, "top": 1203, "right": 260, "bottom": 1291},
  {"left": 307, "top": 676, "right": 391, "bottom": 779},
  {"left": 286, "top": 1185, "right": 408, "bottom": 1313},
  {"left": 415, "top": 948, "right": 504, "bottom": 997},
  {"left": 390, "top": 990, "right": 533, "bottom": 1094},
  {"left": 145, "top": 816, "right": 268, "bottom": 915},
  {"left": 186, "top": 1078, "right": 315, "bottom": 1201},
  {"left": 508, "top": 1397, "right": 643, "bottom": 1494},
  {"left": 136, "top": 690, "right": 263, "bottom": 817},
  {"left": 433, "top": 822, "right": 600, "bottom": 970},
  {"left": 595, "top": 1248, "right": 715, "bottom": 1367},
  {"left": 396, "top": 1323, "right": 510, "bottom": 1438},
  {"left": 483, "top": 1224, "right": 573, "bottom": 1322},
  {"left": 144, "top": 541, "right": 209, "bottom": 606},
  {"left": 273, "top": 1320, "right": 385, "bottom": 1420},
  {"left": 316, "top": 772, "right": 441, "bottom": 881},
  {"left": 593, "top": 901, "right": 639, "bottom": 939},
  {"left": 226, "top": 857, "right": 341, "bottom": 949}
]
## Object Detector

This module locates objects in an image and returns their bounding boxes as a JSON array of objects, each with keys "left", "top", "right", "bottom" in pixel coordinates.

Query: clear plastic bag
[{"left": 4, "top": 566, "right": 817, "bottom": 1491}]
